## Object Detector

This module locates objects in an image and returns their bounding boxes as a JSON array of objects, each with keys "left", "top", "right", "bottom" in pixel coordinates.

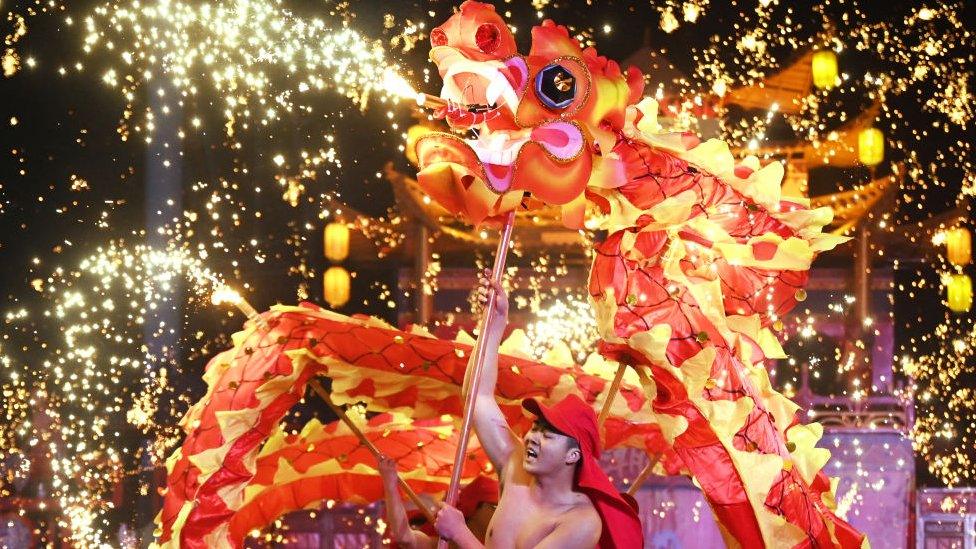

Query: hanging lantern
[
  {"left": 811, "top": 50, "right": 838, "bottom": 89},
  {"left": 324, "top": 266, "right": 351, "bottom": 309},
  {"left": 947, "top": 273, "right": 973, "bottom": 313},
  {"left": 857, "top": 127, "right": 884, "bottom": 166},
  {"left": 946, "top": 227, "right": 972, "bottom": 266},
  {"left": 324, "top": 222, "right": 350, "bottom": 263}
]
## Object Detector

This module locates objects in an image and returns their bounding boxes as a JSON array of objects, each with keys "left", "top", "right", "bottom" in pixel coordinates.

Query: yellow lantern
[
  {"left": 324, "top": 222, "right": 350, "bottom": 263},
  {"left": 324, "top": 266, "right": 351, "bottom": 309},
  {"left": 947, "top": 273, "right": 972, "bottom": 313},
  {"left": 811, "top": 50, "right": 838, "bottom": 89},
  {"left": 946, "top": 227, "right": 972, "bottom": 266},
  {"left": 857, "top": 127, "right": 884, "bottom": 166}
]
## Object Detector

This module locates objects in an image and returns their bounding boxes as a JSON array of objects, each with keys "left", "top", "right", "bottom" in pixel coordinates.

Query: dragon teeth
[{"left": 485, "top": 74, "right": 505, "bottom": 108}]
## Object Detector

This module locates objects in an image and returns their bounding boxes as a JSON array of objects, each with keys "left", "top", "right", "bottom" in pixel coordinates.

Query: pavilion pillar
[
  {"left": 854, "top": 224, "right": 871, "bottom": 329},
  {"left": 849, "top": 222, "right": 875, "bottom": 398},
  {"left": 415, "top": 224, "right": 433, "bottom": 325}
]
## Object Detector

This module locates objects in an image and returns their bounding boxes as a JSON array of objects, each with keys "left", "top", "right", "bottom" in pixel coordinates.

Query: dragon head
[{"left": 416, "top": 1, "right": 644, "bottom": 227}]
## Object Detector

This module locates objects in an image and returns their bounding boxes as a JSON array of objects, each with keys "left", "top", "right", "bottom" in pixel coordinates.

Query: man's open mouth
[{"left": 525, "top": 446, "right": 539, "bottom": 460}]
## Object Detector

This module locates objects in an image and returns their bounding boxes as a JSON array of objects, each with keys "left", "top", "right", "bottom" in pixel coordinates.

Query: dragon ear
[
  {"left": 528, "top": 19, "right": 585, "bottom": 59},
  {"left": 625, "top": 66, "right": 645, "bottom": 106}
]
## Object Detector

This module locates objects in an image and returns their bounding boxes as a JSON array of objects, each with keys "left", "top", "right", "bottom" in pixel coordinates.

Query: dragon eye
[
  {"left": 475, "top": 23, "right": 500, "bottom": 54},
  {"left": 430, "top": 28, "right": 448, "bottom": 47},
  {"left": 534, "top": 63, "right": 577, "bottom": 109}
]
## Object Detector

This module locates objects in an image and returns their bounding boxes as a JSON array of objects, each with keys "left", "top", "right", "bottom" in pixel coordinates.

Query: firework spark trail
[
  {"left": 1, "top": 242, "right": 224, "bottom": 546},
  {"left": 78, "top": 0, "right": 413, "bottom": 313},
  {"left": 83, "top": 0, "right": 411, "bottom": 137},
  {"left": 901, "top": 318, "right": 976, "bottom": 487},
  {"left": 525, "top": 294, "right": 600, "bottom": 364}
]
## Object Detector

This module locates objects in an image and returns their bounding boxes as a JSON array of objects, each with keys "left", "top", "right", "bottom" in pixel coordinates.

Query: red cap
[{"left": 523, "top": 394, "right": 644, "bottom": 549}]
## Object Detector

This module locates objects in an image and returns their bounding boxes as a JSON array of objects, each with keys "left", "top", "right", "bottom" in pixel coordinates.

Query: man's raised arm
[{"left": 462, "top": 274, "right": 520, "bottom": 475}]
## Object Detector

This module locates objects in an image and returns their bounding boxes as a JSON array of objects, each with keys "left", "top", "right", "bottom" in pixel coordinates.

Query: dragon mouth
[
  {"left": 416, "top": 119, "right": 586, "bottom": 201},
  {"left": 429, "top": 45, "right": 584, "bottom": 182},
  {"left": 466, "top": 122, "right": 585, "bottom": 168}
]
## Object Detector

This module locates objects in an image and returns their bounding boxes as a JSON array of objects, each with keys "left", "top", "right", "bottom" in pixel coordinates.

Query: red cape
[{"left": 456, "top": 475, "right": 500, "bottom": 518}]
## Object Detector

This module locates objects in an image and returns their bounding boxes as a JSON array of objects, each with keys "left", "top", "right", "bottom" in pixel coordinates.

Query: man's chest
[{"left": 485, "top": 488, "right": 563, "bottom": 548}]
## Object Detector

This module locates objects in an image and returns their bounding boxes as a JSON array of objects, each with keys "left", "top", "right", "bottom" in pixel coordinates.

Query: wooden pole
[
  {"left": 438, "top": 211, "right": 517, "bottom": 549},
  {"left": 597, "top": 363, "right": 628, "bottom": 428},
  {"left": 415, "top": 92, "right": 449, "bottom": 109},
  {"left": 621, "top": 363, "right": 661, "bottom": 496},
  {"left": 308, "top": 380, "right": 437, "bottom": 525},
  {"left": 854, "top": 223, "right": 870, "bottom": 336},
  {"left": 626, "top": 453, "right": 661, "bottom": 497}
]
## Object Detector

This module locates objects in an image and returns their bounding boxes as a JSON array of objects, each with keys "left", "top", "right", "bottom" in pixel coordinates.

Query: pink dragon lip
[
  {"left": 465, "top": 121, "right": 584, "bottom": 165},
  {"left": 464, "top": 121, "right": 584, "bottom": 192}
]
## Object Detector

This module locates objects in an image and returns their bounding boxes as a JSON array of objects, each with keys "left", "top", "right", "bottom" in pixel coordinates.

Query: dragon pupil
[{"left": 535, "top": 63, "right": 576, "bottom": 109}]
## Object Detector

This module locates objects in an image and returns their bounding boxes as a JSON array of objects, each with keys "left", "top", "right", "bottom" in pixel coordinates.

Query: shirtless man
[{"left": 434, "top": 275, "right": 643, "bottom": 548}]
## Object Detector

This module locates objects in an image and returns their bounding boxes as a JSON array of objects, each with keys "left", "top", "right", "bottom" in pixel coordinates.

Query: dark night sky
[{"left": 1, "top": 0, "right": 967, "bottom": 282}]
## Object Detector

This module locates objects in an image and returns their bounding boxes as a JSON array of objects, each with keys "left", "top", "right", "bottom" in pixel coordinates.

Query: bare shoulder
[
  {"left": 565, "top": 497, "right": 602, "bottom": 544},
  {"left": 537, "top": 499, "right": 601, "bottom": 548},
  {"left": 563, "top": 498, "right": 601, "bottom": 529}
]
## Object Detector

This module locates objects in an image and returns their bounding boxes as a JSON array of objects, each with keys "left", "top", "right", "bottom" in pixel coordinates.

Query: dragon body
[
  {"left": 155, "top": 304, "right": 666, "bottom": 547},
  {"left": 157, "top": 3, "right": 867, "bottom": 547},
  {"left": 414, "top": 2, "right": 865, "bottom": 547}
]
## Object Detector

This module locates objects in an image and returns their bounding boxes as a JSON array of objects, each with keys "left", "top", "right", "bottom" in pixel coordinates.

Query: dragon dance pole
[
  {"left": 438, "top": 210, "right": 517, "bottom": 548},
  {"left": 626, "top": 453, "right": 662, "bottom": 497},
  {"left": 211, "top": 288, "right": 439, "bottom": 525},
  {"left": 309, "top": 380, "right": 438, "bottom": 526},
  {"left": 618, "top": 363, "right": 663, "bottom": 496},
  {"left": 597, "top": 360, "right": 658, "bottom": 495},
  {"left": 597, "top": 363, "right": 628, "bottom": 428}
]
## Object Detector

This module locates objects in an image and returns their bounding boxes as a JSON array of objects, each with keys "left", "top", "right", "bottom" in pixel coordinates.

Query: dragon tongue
[
  {"left": 484, "top": 162, "right": 514, "bottom": 193},
  {"left": 530, "top": 121, "right": 584, "bottom": 160}
]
